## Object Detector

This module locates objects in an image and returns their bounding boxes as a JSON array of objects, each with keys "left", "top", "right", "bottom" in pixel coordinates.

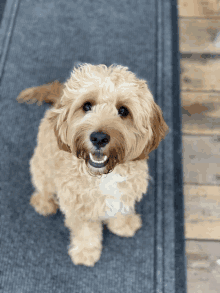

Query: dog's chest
[{"left": 98, "top": 173, "right": 133, "bottom": 220}]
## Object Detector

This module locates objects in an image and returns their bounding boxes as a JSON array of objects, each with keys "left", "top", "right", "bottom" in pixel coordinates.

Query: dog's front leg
[
  {"left": 105, "top": 212, "right": 142, "bottom": 238},
  {"left": 64, "top": 215, "right": 103, "bottom": 267}
]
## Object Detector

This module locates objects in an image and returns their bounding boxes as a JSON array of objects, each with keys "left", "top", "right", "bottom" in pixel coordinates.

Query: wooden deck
[{"left": 178, "top": 0, "right": 220, "bottom": 291}]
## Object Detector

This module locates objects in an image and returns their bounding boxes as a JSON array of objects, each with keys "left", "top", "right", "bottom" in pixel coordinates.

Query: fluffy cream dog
[{"left": 17, "top": 64, "right": 168, "bottom": 267}]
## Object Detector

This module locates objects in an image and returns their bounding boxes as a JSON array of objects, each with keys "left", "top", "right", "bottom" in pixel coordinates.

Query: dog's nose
[{"left": 90, "top": 131, "right": 110, "bottom": 149}]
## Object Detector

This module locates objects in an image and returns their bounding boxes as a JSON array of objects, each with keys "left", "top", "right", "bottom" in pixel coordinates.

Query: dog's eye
[
  {"left": 83, "top": 102, "right": 92, "bottom": 112},
  {"left": 118, "top": 106, "right": 129, "bottom": 117}
]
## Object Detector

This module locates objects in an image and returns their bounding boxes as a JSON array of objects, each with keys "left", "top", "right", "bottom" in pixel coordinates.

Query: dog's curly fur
[{"left": 17, "top": 64, "right": 168, "bottom": 267}]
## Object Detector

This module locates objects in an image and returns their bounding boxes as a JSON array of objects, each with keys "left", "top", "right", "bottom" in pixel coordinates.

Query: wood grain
[
  {"left": 185, "top": 184, "right": 220, "bottom": 239},
  {"left": 181, "top": 91, "right": 220, "bottom": 134},
  {"left": 180, "top": 19, "right": 220, "bottom": 53},
  {"left": 178, "top": 0, "right": 220, "bottom": 18},
  {"left": 179, "top": 1, "right": 220, "bottom": 291},
  {"left": 186, "top": 240, "right": 220, "bottom": 292},
  {"left": 183, "top": 135, "right": 220, "bottom": 185},
  {"left": 181, "top": 56, "right": 220, "bottom": 91}
]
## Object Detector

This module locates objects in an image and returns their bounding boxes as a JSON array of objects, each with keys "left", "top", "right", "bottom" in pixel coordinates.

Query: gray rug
[{"left": 0, "top": 0, "right": 186, "bottom": 292}]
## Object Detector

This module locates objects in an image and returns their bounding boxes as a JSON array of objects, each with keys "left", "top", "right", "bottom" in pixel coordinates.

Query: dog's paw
[
  {"left": 68, "top": 242, "right": 102, "bottom": 267},
  {"left": 107, "top": 213, "right": 142, "bottom": 237},
  {"left": 30, "top": 192, "right": 58, "bottom": 216}
]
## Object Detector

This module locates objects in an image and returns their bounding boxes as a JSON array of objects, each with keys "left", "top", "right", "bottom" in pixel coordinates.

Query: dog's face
[{"left": 49, "top": 64, "right": 169, "bottom": 176}]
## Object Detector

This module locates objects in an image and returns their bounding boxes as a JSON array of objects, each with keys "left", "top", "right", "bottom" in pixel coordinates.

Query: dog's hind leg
[
  {"left": 30, "top": 190, "right": 58, "bottom": 216},
  {"left": 29, "top": 151, "right": 58, "bottom": 216}
]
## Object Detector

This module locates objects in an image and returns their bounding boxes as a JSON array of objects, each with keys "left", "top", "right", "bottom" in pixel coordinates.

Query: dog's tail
[{"left": 16, "top": 80, "right": 64, "bottom": 106}]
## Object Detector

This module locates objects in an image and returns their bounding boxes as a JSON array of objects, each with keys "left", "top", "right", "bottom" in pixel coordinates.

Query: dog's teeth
[{"left": 89, "top": 153, "right": 108, "bottom": 164}]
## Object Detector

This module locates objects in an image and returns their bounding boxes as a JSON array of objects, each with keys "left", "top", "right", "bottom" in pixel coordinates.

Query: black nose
[{"left": 90, "top": 131, "right": 110, "bottom": 149}]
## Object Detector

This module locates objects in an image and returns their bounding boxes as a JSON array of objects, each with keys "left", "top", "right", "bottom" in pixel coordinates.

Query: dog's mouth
[{"left": 88, "top": 152, "right": 109, "bottom": 168}]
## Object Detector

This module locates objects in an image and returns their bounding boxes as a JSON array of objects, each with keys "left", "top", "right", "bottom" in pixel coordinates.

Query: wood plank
[
  {"left": 181, "top": 55, "right": 220, "bottom": 91},
  {"left": 185, "top": 184, "right": 220, "bottom": 239},
  {"left": 178, "top": 0, "right": 220, "bottom": 18},
  {"left": 186, "top": 240, "right": 220, "bottom": 292},
  {"left": 181, "top": 91, "right": 220, "bottom": 135},
  {"left": 183, "top": 135, "right": 220, "bottom": 185},
  {"left": 180, "top": 19, "right": 220, "bottom": 53}
]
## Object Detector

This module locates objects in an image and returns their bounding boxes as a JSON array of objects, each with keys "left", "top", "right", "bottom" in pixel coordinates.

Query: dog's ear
[
  {"left": 48, "top": 103, "right": 72, "bottom": 153},
  {"left": 54, "top": 125, "right": 71, "bottom": 153},
  {"left": 134, "top": 102, "right": 169, "bottom": 161}
]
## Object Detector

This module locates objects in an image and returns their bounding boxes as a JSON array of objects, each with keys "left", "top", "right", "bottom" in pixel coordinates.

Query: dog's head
[{"left": 49, "top": 64, "right": 169, "bottom": 176}]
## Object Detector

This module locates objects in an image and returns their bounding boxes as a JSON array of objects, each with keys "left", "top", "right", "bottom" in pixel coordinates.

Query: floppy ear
[
  {"left": 54, "top": 125, "right": 71, "bottom": 153},
  {"left": 48, "top": 103, "right": 72, "bottom": 153},
  {"left": 134, "top": 102, "right": 169, "bottom": 161}
]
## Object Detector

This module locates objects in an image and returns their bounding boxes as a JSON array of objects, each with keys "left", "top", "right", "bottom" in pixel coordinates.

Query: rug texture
[{"left": 0, "top": 0, "right": 186, "bottom": 292}]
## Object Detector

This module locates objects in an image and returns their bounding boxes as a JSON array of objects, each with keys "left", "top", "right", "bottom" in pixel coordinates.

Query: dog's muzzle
[{"left": 89, "top": 152, "right": 109, "bottom": 168}]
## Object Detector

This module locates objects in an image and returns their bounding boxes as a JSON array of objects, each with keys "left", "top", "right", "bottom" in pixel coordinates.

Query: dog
[{"left": 17, "top": 63, "right": 169, "bottom": 267}]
